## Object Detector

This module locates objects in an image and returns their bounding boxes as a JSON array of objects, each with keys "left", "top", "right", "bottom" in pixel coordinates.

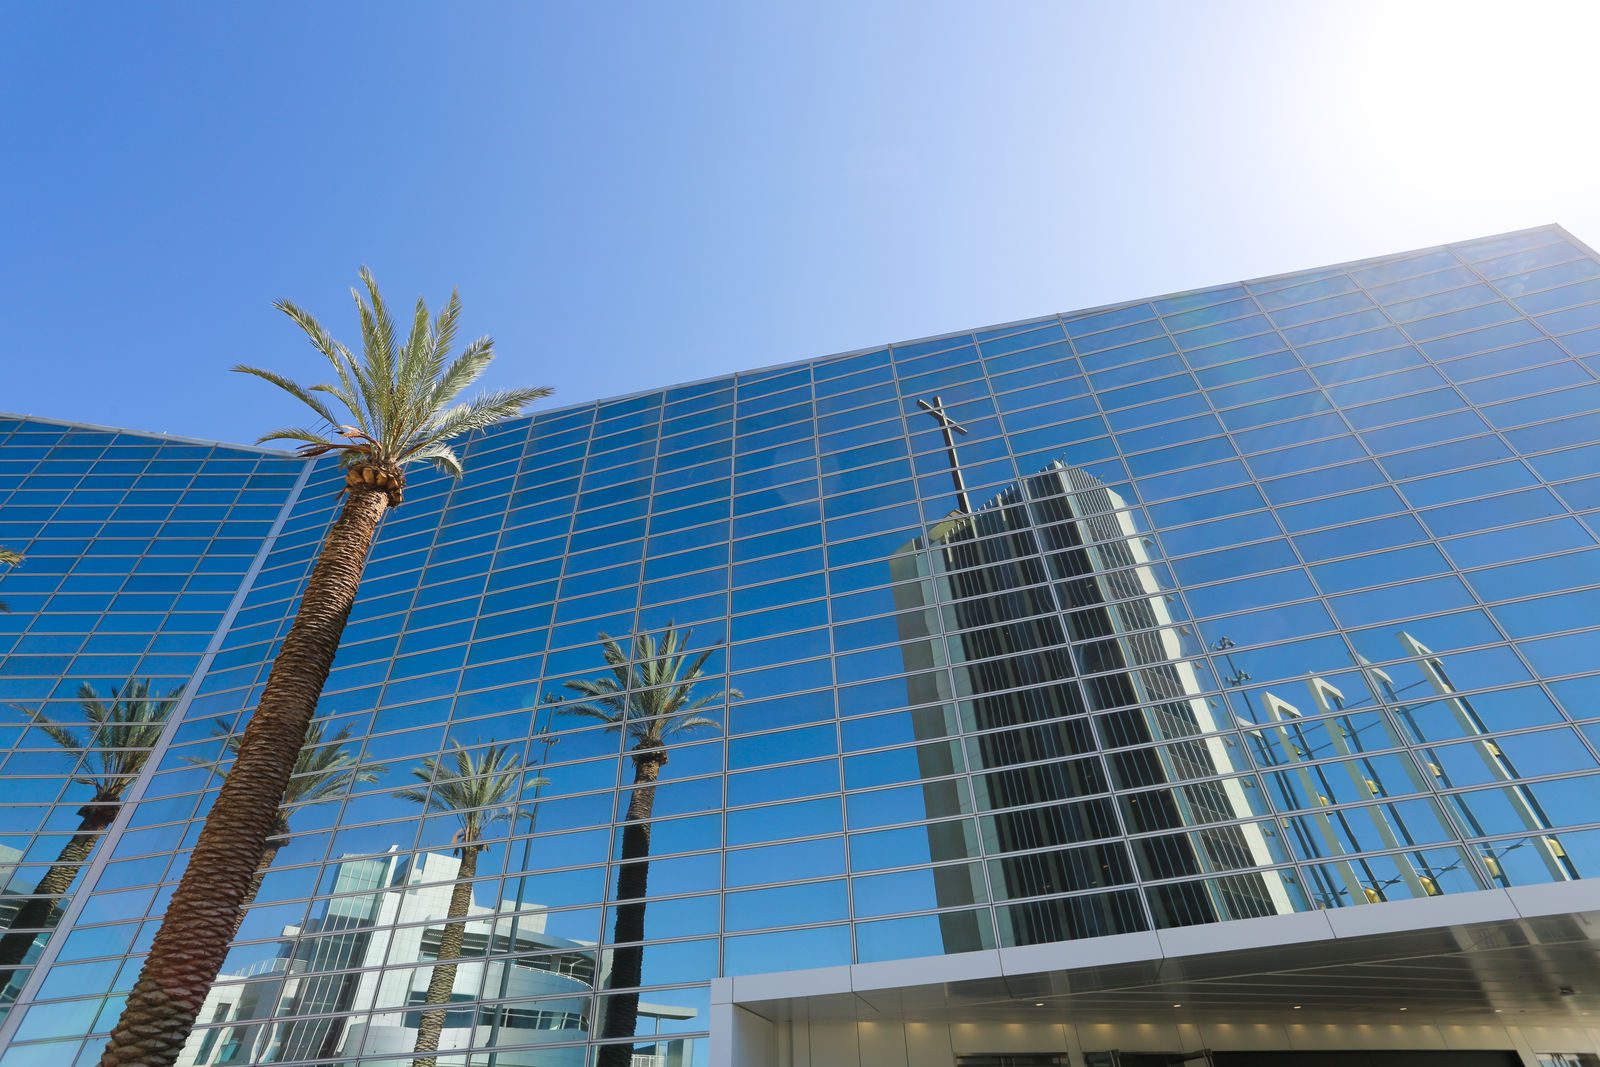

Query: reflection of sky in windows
[{"left": 6, "top": 226, "right": 1600, "bottom": 1061}]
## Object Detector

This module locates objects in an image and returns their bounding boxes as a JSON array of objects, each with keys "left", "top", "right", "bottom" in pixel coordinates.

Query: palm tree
[
  {"left": 396, "top": 741, "right": 540, "bottom": 1067},
  {"left": 0, "top": 681, "right": 181, "bottom": 985},
  {"left": 0, "top": 547, "right": 21, "bottom": 614},
  {"left": 562, "top": 626, "right": 735, "bottom": 1067},
  {"left": 98, "top": 270, "right": 550, "bottom": 1067},
  {"left": 182, "top": 718, "right": 379, "bottom": 936}
]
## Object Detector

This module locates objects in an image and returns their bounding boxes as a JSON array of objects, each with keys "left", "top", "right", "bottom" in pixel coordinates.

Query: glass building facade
[{"left": 3, "top": 225, "right": 1600, "bottom": 1065}]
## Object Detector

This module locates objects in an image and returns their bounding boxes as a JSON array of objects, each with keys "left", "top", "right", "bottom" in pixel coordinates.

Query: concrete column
[{"left": 710, "top": 1003, "right": 780, "bottom": 1067}]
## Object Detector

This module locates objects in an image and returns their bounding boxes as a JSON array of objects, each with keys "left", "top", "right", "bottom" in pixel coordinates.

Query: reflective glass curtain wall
[{"left": 2, "top": 225, "right": 1600, "bottom": 1064}]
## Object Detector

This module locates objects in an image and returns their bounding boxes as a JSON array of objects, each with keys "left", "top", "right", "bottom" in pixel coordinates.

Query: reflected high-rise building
[{"left": 892, "top": 460, "right": 1300, "bottom": 948}]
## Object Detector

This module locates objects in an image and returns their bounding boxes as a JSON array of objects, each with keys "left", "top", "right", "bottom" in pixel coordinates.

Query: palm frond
[
  {"left": 678, "top": 692, "right": 735, "bottom": 716},
  {"left": 429, "top": 336, "right": 496, "bottom": 410},
  {"left": 358, "top": 266, "right": 398, "bottom": 397},
  {"left": 399, "top": 291, "right": 461, "bottom": 446},
  {"left": 560, "top": 626, "right": 728, "bottom": 752},
  {"left": 394, "top": 296, "right": 432, "bottom": 442},
  {"left": 272, "top": 298, "right": 370, "bottom": 438},
  {"left": 661, "top": 714, "right": 722, "bottom": 739},
  {"left": 28, "top": 716, "right": 85, "bottom": 754},
  {"left": 349, "top": 274, "right": 395, "bottom": 437},
  {"left": 407, "top": 442, "right": 463, "bottom": 478},
  {"left": 562, "top": 671, "right": 631, "bottom": 721},
  {"left": 563, "top": 680, "right": 626, "bottom": 702},
  {"left": 427, "top": 292, "right": 462, "bottom": 382},
  {"left": 30, "top": 680, "right": 180, "bottom": 799},
  {"left": 288, "top": 760, "right": 377, "bottom": 805},
  {"left": 247, "top": 274, "right": 550, "bottom": 486},
  {"left": 186, "top": 718, "right": 380, "bottom": 811},
  {"left": 252, "top": 426, "right": 350, "bottom": 455},
  {"left": 308, "top": 381, "right": 363, "bottom": 419},
  {"left": 406, "top": 387, "right": 554, "bottom": 458},
  {"left": 0, "top": 548, "right": 22, "bottom": 567},
  {"left": 231, "top": 365, "right": 342, "bottom": 430},
  {"left": 560, "top": 704, "right": 625, "bottom": 728},
  {"left": 397, "top": 740, "right": 526, "bottom": 846}
]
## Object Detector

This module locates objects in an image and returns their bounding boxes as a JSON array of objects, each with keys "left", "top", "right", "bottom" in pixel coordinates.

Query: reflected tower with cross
[{"left": 883, "top": 415, "right": 1297, "bottom": 944}]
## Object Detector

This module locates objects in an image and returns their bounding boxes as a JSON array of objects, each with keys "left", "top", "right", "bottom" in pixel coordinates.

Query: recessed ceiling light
[
  {"left": 1399, "top": 1007, "right": 1408, "bottom": 1012},
  {"left": 1034, "top": 1002, "right": 1044, "bottom": 1008},
  {"left": 1293, "top": 1005, "right": 1302, "bottom": 1010},
  {"left": 1172, "top": 1003, "right": 1182, "bottom": 1008}
]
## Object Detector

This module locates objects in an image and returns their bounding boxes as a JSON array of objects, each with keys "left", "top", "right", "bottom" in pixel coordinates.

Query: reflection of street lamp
[
  {"left": 525, "top": 728, "right": 560, "bottom": 836},
  {"left": 1213, "top": 636, "right": 1252, "bottom": 687},
  {"left": 1211, "top": 634, "right": 1258, "bottom": 732},
  {"left": 484, "top": 700, "right": 564, "bottom": 1065},
  {"left": 1324, "top": 850, "right": 1471, "bottom": 908}
]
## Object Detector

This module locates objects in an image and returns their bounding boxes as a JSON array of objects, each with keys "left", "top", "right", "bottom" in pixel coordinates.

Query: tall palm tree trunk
[
  {"left": 0, "top": 804, "right": 117, "bottom": 985},
  {"left": 99, "top": 483, "right": 391, "bottom": 1067},
  {"left": 597, "top": 752, "right": 661, "bottom": 1067},
  {"left": 411, "top": 846, "right": 481, "bottom": 1067}
]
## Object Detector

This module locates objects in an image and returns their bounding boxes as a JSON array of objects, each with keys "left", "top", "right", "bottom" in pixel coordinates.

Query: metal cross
[{"left": 916, "top": 394, "right": 971, "bottom": 513}]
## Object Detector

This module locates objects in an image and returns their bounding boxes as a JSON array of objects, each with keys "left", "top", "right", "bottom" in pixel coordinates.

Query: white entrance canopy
[{"left": 711, "top": 881, "right": 1600, "bottom": 1066}]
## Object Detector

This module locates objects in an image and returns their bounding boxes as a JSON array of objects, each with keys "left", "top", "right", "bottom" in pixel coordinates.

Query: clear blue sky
[{"left": 4, "top": 2, "right": 1598, "bottom": 445}]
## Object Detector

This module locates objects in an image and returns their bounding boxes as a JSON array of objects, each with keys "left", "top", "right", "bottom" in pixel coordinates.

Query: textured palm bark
[
  {"left": 410, "top": 845, "right": 481, "bottom": 1067},
  {"left": 98, "top": 483, "right": 391, "bottom": 1067},
  {"left": 596, "top": 750, "right": 662, "bottom": 1067},
  {"left": 0, "top": 803, "right": 117, "bottom": 984}
]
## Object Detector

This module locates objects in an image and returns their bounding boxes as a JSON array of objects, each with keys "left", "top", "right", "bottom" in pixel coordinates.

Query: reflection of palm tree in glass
[
  {"left": 482, "top": 718, "right": 560, "bottom": 1066},
  {"left": 183, "top": 718, "right": 379, "bottom": 936},
  {"left": 562, "top": 626, "right": 734, "bottom": 1067},
  {"left": 396, "top": 741, "right": 537, "bottom": 1067},
  {"left": 0, "top": 547, "right": 21, "bottom": 613},
  {"left": 0, "top": 680, "right": 181, "bottom": 982}
]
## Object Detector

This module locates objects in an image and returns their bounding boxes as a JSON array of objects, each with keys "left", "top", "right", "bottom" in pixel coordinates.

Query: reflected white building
[{"left": 180, "top": 849, "right": 693, "bottom": 1067}]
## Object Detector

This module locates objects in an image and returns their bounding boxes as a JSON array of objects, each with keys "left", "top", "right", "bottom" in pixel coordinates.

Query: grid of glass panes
[
  {"left": 0, "top": 420, "right": 302, "bottom": 1030},
  {"left": 3, "top": 225, "right": 1600, "bottom": 1066}
]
